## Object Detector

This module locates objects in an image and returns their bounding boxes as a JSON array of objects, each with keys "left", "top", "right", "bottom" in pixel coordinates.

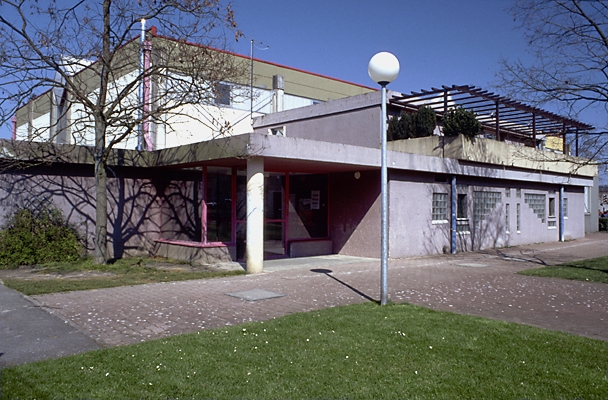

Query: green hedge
[{"left": 0, "top": 206, "right": 84, "bottom": 268}]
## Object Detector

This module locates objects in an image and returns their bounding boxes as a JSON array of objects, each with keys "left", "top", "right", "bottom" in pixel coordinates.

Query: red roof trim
[{"left": 151, "top": 31, "right": 376, "bottom": 91}]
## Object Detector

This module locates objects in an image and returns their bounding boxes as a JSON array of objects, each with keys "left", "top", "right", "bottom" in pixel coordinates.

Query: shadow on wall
[
  {"left": 0, "top": 165, "right": 163, "bottom": 259},
  {"left": 422, "top": 184, "right": 508, "bottom": 256},
  {"left": 156, "top": 172, "right": 203, "bottom": 244}
]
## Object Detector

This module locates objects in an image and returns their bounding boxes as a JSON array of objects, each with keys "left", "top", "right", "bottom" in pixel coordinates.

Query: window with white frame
[
  {"left": 432, "top": 193, "right": 448, "bottom": 222},
  {"left": 505, "top": 203, "right": 510, "bottom": 233},
  {"left": 456, "top": 193, "right": 470, "bottom": 232},
  {"left": 505, "top": 188, "right": 511, "bottom": 198},
  {"left": 548, "top": 197, "right": 556, "bottom": 218},
  {"left": 516, "top": 188, "right": 521, "bottom": 198},
  {"left": 473, "top": 191, "right": 501, "bottom": 223},
  {"left": 563, "top": 197, "right": 568, "bottom": 218},
  {"left": 524, "top": 193, "right": 546, "bottom": 223},
  {"left": 516, "top": 203, "right": 521, "bottom": 232}
]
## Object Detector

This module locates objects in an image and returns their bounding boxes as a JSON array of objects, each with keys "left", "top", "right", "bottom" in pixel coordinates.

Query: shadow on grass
[{"left": 310, "top": 268, "right": 379, "bottom": 304}]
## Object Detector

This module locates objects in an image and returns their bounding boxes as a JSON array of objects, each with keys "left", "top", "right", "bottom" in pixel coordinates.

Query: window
[
  {"left": 516, "top": 203, "right": 521, "bottom": 232},
  {"left": 269, "top": 127, "right": 285, "bottom": 136},
  {"left": 455, "top": 193, "right": 470, "bottom": 232},
  {"left": 524, "top": 193, "right": 546, "bottom": 223},
  {"left": 505, "top": 188, "right": 511, "bottom": 198},
  {"left": 473, "top": 191, "right": 501, "bottom": 223},
  {"left": 214, "top": 83, "right": 230, "bottom": 105},
  {"left": 505, "top": 204, "right": 510, "bottom": 233},
  {"left": 516, "top": 188, "right": 521, "bottom": 198},
  {"left": 563, "top": 198, "right": 568, "bottom": 218},
  {"left": 432, "top": 193, "right": 448, "bottom": 222},
  {"left": 548, "top": 197, "right": 556, "bottom": 218},
  {"left": 548, "top": 220, "right": 557, "bottom": 228},
  {"left": 457, "top": 194, "right": 467, "bottom": 218}
]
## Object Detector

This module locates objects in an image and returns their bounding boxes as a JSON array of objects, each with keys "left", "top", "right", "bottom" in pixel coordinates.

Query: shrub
[
  {"left": 388, "top": 106, "right": 437, "bottom": 140},
  {"left": 0, "top": 206, "right": 84, "bottom": 268},
  {"left": 388, "top": 112, "right": 413, "bottom": 140},
  {"left": 442, "top": 106, "right": 481, "bottom": 139},
  {"left": 414, "top": 106, "right": 437, "bottom": 138},
  {"left": 600, "top": 218, "right": 608, "bottom": 232}
]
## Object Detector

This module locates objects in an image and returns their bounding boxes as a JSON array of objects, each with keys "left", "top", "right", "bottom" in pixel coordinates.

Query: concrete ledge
[
  {"left": 289, "top": 239, "right": 333, "bottom": 258},
  {"left": 153, "top": 240, "right": 236, "bottom": 265}
]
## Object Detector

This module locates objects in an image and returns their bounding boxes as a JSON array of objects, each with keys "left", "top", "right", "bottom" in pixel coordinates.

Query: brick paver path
[{"left": 34, "top": 233, "right": 608, "bottom": 347}]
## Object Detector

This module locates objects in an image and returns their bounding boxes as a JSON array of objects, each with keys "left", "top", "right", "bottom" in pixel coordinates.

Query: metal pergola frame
[{"left": 390, "top": 85, "right": 594, "bottom": 155}]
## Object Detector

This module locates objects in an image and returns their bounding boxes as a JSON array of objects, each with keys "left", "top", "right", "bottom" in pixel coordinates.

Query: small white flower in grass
[
  {"left": 306, "top": 339, "right": 309, "bottom": 342},
  {"left": 415, "top": 371, "right": 418, "bottom": 374},
  {"left": 345, "top": 356, "right": 349, "bottom": 359},
  {"left": 429, "top": 346, "right": 432, "bottom": 349},
  {"left": 105, "top": 372, "right": 109, "bottom": 377},
  {"left": 149, "top": 383, "right": 153, "bottom": 386}
]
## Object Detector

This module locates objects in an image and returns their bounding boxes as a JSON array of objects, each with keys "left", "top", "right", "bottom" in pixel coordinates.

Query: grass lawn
[
  {"left": 518, "top": 255, "right": 608, "bottom": 284},
  {"left": 2, "top": 302, "right": 607, "bottom": 399},
  {"left": 0, "top": 257, "right": 244, "bottom": 296}
]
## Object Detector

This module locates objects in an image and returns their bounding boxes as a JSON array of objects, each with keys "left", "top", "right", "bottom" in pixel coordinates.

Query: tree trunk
[
  {"left": 94, "top": 117, "right": 108, "bottom": 264},
  {"left": 94, "top": 155, "right": 108, "bottom": 264},
  {"left": 93, "top": 0, "right": 111, "bottom": 265}
]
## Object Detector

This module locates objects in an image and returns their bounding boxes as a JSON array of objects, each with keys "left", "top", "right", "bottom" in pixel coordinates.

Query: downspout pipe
[
  {"left": 559, "top": 186, "right": 565, "bottom": 242},
  {"left": 137, "top": 19, "right": 146, "bottom": 151},
  {"left": 11, "top": 116, "right": 16, "bottom": 140},
  {"left": 451, "top": 175, "right": 457, "bottom": 254}
]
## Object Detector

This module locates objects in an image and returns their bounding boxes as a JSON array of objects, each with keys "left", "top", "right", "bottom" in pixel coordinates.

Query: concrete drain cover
[
  {"left": 457, "top": 263, "right": 489, "bottom": 268},
  {"left": 226, "top": 289, "right": 286, "bottom": 301}
]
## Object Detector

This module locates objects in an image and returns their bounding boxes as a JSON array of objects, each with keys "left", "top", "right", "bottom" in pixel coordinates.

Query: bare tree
[
  {"left": 498, "top": 0, "right": 608, "bottom": 161},
  {"left": 0, "top": 0, "right": 245, "bottom": 263}
]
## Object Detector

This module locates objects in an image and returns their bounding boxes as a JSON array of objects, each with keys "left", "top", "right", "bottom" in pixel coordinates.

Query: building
[{"left": 1, "top": 32, "right": 598, "bottom": 273}]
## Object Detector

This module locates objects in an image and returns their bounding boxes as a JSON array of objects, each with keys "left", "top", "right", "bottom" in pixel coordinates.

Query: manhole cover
[
  {"left": 457, "top": 263, "right": 489, "bottom": 268},
  {"left": 226, "top": 289, "right": 286, "bottom": 301}
]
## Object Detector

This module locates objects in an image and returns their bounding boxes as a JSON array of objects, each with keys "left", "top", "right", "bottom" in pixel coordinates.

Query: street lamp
[{"left": 368, "top": 52, "right": 399, "bottom": 306}]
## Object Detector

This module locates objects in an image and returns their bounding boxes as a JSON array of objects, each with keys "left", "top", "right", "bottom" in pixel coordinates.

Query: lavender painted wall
[
  {"left": 329, "top": 170, "right": 381, "bottom": 258},
  {"left": 0, "top": 165, "right": 163, "bottom": 259}
]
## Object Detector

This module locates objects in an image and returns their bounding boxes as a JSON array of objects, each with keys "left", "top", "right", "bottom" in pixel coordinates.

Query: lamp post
[{"left": 368, "top": 52, "right": 400, "bottom": 306}]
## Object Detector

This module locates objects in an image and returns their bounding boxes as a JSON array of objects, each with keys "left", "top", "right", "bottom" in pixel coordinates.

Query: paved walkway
[
  {"left": 29, "top": 232, "right": 608, "bottom": 352},
  {"left": 0, "top": 284, "right": 101, "bottom": 368}
]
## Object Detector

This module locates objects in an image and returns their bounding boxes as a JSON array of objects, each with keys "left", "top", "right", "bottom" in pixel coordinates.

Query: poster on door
[{"left": 311, "top": 190, "right": 320, "bottom": 210}]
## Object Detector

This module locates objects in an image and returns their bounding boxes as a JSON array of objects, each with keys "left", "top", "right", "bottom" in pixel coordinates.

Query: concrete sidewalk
[
  {"left": 0, "top": 284, "right": 102, "bottom": 368},
  {"left": 3, "top": 233, "right": 608, "bottom": 367}
]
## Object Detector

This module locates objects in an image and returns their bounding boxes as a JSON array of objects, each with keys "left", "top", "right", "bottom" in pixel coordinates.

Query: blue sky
[
  {"left": 230, "top": 0, "right": 604, "bottom": 131},
  {"left": 230, "top": 0, "right": 527, "bottom": 98},
  {"left": 1, "top": 0, "right": 603, "bottom": 137}
]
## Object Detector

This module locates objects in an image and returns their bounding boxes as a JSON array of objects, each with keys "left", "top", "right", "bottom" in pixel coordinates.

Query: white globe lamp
[
  {"left": 368, "top": 51, "right": 399, "bottom": 306},
  {"left": 368, "top": 52, "right": 400, "bottom": 86}
]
